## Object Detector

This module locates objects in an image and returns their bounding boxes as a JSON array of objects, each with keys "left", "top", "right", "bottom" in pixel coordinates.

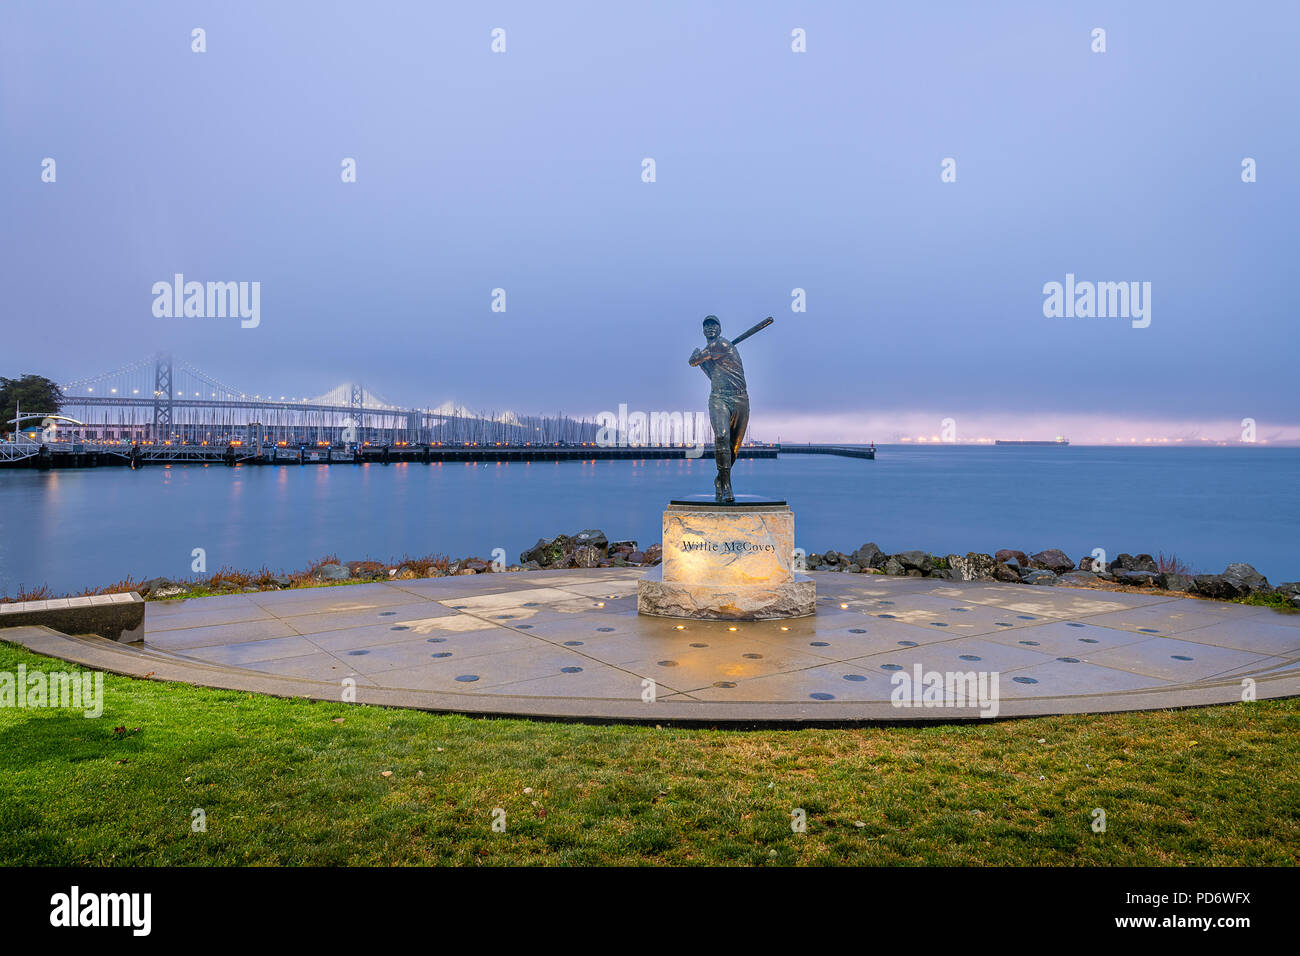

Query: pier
[
  {"left": 0, "top": 440, "right": 883, "bottom": 469},
  {"left": 777, "top": 443, "right": 877, "bottom": 460},
  {"left": 0, "top": 440, "right": 788, "bottom": 469}
]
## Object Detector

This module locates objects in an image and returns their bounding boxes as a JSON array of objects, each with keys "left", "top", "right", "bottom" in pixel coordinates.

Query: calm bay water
[{"left": 1, "top": 445, "right": 1297, "bottom": 596}]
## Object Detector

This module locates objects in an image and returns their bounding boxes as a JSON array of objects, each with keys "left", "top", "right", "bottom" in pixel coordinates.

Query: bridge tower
[
  {"left": 152, "top": 352, "right": 174, "bottom": 441},
  {"left": 349, "top": 383, "right": 364, "bottom": 444}
]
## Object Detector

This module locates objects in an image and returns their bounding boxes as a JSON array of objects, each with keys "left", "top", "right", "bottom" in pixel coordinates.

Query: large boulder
[
  {"left": 1222, "top": 563, "right": 1269, "bottom": 595},
  {"left": 1021, "top": 569, "right": 1058, "bottom": 586},
  {"left": 947, "top": 552, "right": 996, "bottom": 582},
  {"left": 643, "top": 544, "right": 663, "bottom": 565},
  {"left": 521, "top": 534, "right": 571, "bottom": 567},
  {"left": 1115, "top": 569, "right": 1159, "bottom": 588},
  {"left": 1190, "top": 574, "right": 1242, "bottom": 600},
  {"left": 1029, "top": 549, "right": 1074, "bottom": 574},
  {"left": 850, "top": 542, "right": 886, "bottom": 569},
  {"left": 995, "top": 549, "right": 1028, "bottom": 567},
  {"left": 1161, "top": 573, "right": 1192, "bottom": 593},
  {"left": 1111, "top": 553, "right": 1158, "bottom": 574},
  {"left": 993, "top": 562, "right": 1021, "bottom": 583},
  {"left": 1058, "top": 570, "right": 1098, "bottom": 587},
  {"left": 894, "top": 550, "right": 933, "bottom": 573},
  {"left": 571, "top": 545, "right": 602, "bottom": 568},
  {"left": 142, "top": 577, "right": 192, "bottom": 599},
  {"left": 822, "top": 550, "right": 842, "bottom": 566},
  {"left": 312, "top": 563, "right": 350, "bottom": 582},
  {"left": 882, "top": 556, "right": 906, "bottom": 576},
  {"left": 570, "top": 529, "right": 609, "bottom": 558}
]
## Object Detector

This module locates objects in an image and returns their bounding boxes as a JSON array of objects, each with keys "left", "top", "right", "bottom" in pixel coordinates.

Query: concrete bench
[{"left": 0, "top": 592, "right": 144, "bottom": 643}]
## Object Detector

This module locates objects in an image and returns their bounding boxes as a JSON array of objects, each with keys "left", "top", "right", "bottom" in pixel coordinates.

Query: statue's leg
[
  {"left": 708, "top": 395, "right": 731, "bottom": 501},
  {"left": 730, "top": 395, "right": 750, "bottom": 465},
  {"left": 717, "top": 396, "right": 749, "bottom": 502}
]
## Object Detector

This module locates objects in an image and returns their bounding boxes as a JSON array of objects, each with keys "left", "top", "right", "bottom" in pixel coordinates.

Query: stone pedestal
[{"left": 637, "top": 496, "right": 815, "bottom": 620}]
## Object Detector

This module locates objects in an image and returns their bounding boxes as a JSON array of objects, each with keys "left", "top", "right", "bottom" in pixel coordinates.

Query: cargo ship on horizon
[{"left": 995, "top": 437, "right": 1070, "bottom": 446}]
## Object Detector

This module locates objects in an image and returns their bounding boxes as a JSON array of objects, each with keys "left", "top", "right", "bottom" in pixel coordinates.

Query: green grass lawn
[{"left": 1, "top": 640, "right": 1296, "bottom": 866}]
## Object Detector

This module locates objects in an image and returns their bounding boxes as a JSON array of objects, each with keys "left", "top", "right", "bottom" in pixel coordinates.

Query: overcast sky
[{"left": 3, "top": 1, "right": 1297, "bottom": 443}]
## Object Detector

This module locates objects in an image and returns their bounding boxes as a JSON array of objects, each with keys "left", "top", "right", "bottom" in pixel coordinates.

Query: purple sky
[{"left": 2, "top": 1, "right": 1297, "bottom": 443}]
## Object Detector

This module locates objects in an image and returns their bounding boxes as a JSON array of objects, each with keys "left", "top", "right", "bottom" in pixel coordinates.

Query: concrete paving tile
[
  {"left": 979, "top": 619, "right": 1152, "bottom": 656},
  {"left": 479, "top": 662, "right": 679, "bottom": 701},
  {"left": 845, "top": 637, "right": 1057, "bottom": 676},
  {"left": 1073, "top": 602, "right": 1254, "bottom": 636},
  {"left": 683, "top": 663, "right": 896, "bottom": 702},
  {"left": 616, "top": 641, "right": 831, "bottom": 691},
  {"left": 237, "top": 651, "right": 379, "bottom": 685},
  {"left": 555, "top": 581, "right": 641, "bottom": 599},
  {"left": 145, "top": 617, "right": 301, "bottom": 650},
  {"left": 1164, "top": 619, "right": 1300, "bottom": 657},
  {"left": 279, "top": 600, "right": 454, "bottom": 635},
  {"left": 147, "top": 594, "right": 260, "bottom": 616},
  {"left": 175, "top": 634, "right": 323, "bottom": 667},
  {"left": 303, "top": 616, "right": 508, "bottom": 652},
  {"left": 1082, "top": 636, "right": 1283, "bottom": 682},
  {"left": 383, "top": 645, "right": 663, "bottom": 694},
  {"left": 142, "top": 603, "right": 276, "bottom": 632},
  {"left": 438, "top": 587, "right": 580, "bottom": 610},
  {"left": 994, "top": 659, "right": 1175, "bottom": 697}
]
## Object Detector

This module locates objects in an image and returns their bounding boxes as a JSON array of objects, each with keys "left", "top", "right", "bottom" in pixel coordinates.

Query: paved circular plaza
[{"left": 9, "top": 569, "right": 1299, "bottom": 724}]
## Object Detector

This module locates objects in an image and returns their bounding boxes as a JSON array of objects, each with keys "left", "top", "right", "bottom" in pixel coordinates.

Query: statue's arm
[{"left": 688, "top": 340, "right": 729, "bottom": 367}]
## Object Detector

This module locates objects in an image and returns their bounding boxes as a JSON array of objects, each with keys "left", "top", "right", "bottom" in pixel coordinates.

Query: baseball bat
[{"left": 730, "top": 316, "right": 774, "bottom": 346}]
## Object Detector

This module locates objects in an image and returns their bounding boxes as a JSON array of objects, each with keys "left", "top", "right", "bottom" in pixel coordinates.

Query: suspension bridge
[{"left": 1, "top": 353, "right": 801, "bottom": 467}]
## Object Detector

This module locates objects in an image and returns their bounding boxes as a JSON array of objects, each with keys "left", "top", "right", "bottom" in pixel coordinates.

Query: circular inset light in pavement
[
  {"left": 879, "top": 614, "right": 897, "bottom": 619},
  {"left": 881, "top": 664, "right": 903, "bottom": 671},
  {"left": 810, "top": 692, "right": 835, "bottom": 701},
  {"left": 959, "top": 654, "right": 981, "bottom": 661},
  {"left": 849, "top": 628, "right": 867, "bottom": 634},
  {"left": 596, "top": 626, "right": 614, "bottom": 632},
  {"left": 1066, "top": 623, "right": 1085, "bottom": 628},
  {"left": 391, "top": 626, "right": 409, "bottom": 631},
  {"left": 347, "top": 650, "right": 368, "bottom": 656},
  {"left": 427, "top": 637, "right": 446, "bottom": 643},
  {"left": 1019, "top": 640, "right": 1040, "bottom": 646},
  {"left": 1013, "top": 676, "right": 1038, "bottom": 684},
  {"left": 897, "top": 640, "right": 918, "bottom": 647},
  {"left": 431, "top": 652, "right": 452, "bottom": 658},
  {"left": 843, "top": 674, "right": 867, "bottom": 682},
  {"left": 561, "top": 666, "right": 582, "bottom": 673},
  {"left": 563, "top": 640, "right": 583, "bottom": 646},
  {"left": 713, "top": 681, "right": 736, "bottom": 688},
  {"left": 1171, "top": 655, "right": 1193, "bottom": 661},
  {"left": 810, "top": 641, "right": 830, "bottom": 647},
  {"left": 455, "top": 674, "right": 478, "bottom": 682},
  {"left": 690, "top": 642, "right": 708, "bottom": 648},
  {"left": 1057, "top": 657, "right": 1080, "bottom": 663},
  {"left": 743, "top": 653, "right": 763, "bottom": 659},
  {"left": 657, "top": 660, "right": 678, "bottom": 667},
  {"left": 1079, "top": 638, "right": 1099, "bottom": 644},
  {"left": 380, "top": 611, "right": 396, "bottom": 616}
]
